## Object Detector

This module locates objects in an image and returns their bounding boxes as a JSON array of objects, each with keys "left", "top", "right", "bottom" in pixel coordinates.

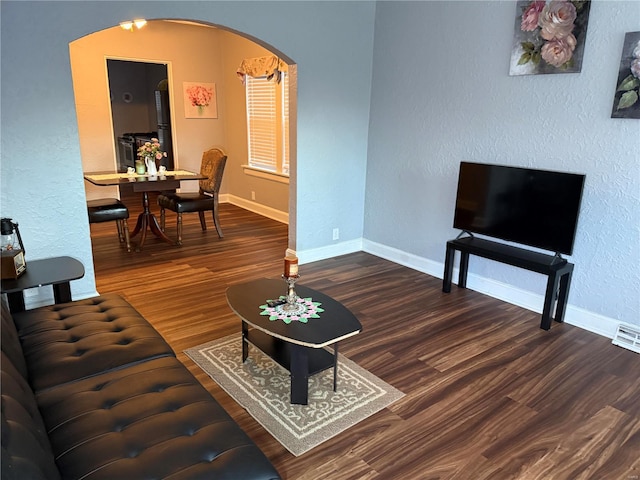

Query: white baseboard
[
  {"left": 21, "top": 288, "right": 98, "bottom": 310},
  {"left": 296, "top": 238, "right": 621, "bottom": 340},
  {"left": 18, "top": 224, "right": 621, "bottom": 340},
  {"left": 298, "top": 239, "right": 363, "bottom": 264},
  {"left": 223, "top": 194, "right": 289, "bottom": 224}
]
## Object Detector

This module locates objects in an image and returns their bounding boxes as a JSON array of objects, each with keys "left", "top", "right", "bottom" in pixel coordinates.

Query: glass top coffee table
[{"left": 226, "top": 278, "right": 362, "bottom": 405}]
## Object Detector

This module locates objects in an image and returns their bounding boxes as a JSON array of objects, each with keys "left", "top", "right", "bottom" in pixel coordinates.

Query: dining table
[{"left": 84, "top": 170, "right": 205, "bottom": 250}]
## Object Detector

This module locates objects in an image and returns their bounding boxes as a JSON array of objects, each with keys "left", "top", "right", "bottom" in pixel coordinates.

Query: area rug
[{"left": 185, "top": 333, "right": 404, "bottom": 456}]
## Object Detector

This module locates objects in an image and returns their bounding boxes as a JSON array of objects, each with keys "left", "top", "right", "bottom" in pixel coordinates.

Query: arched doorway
[{"left": 70, "top": 19, "right": 296, "bottom": 249}]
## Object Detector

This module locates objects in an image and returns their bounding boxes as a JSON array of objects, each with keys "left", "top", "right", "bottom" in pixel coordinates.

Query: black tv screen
[{"left": 453, "top": 162, "right": 585, "bottom": 255}]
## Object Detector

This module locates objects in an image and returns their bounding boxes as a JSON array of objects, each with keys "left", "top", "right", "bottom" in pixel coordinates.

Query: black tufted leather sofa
[{"left": 1, "top": 294, "right": 281, "bottom": 480}]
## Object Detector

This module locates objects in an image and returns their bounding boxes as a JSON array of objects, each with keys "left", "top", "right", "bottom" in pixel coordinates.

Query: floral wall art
[
  {"left": 183, "top": 82, "right": 217, "bottom": 118},
  {"left": 509, "top": 1, "right": 591, "bottom": 76},
  {"left": 611, "top": 31, "right": 640, "bottom": 119}
]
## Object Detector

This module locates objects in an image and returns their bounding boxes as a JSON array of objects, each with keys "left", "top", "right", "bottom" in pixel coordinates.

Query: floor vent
[{"left": 612, "top": 324, "right": 640, "bottom": 354}]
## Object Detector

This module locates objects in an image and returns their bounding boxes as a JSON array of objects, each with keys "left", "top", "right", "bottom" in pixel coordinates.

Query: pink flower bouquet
[
  {"left": 186, "top": 85, "right": 213, "bottom": 107},
  {"left": 137, "top": 138, "right": 167, "bottom": 161}
]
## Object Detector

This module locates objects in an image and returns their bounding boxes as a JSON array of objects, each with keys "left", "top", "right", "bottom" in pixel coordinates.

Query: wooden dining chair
[{"left": 157, "top": 148, "right": 227, "bottom": 246}]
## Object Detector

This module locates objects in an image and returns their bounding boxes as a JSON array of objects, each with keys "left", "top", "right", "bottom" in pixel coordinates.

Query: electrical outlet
[
  {"left": 251, "top": 191, "right": 256, "bottom": 200},
  {"left": 332, "top": 228, "right": 339, "bottom": 240}
]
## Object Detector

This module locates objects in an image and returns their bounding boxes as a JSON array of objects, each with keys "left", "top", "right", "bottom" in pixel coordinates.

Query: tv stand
[{"left": 442, "top": 237, "right": 574, "bottom": 330}]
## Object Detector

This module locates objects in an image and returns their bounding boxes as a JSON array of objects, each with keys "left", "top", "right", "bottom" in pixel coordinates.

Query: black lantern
[{"left": 1, "top": 218, "right": 26, "bottom": 279}]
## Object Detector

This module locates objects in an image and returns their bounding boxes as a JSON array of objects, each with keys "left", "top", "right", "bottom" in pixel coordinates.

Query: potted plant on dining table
[{"left": 136, "top": 138, "right": 167, "bottom": 175}]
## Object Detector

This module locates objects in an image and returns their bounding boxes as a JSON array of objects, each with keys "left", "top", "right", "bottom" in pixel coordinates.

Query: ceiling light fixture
[{"left": 120, "top": 19, "right": 147, "bottom": 31}]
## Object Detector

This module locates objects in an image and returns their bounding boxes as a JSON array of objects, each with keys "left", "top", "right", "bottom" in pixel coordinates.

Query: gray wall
[{"left": 365, "top": 1, "right": 640, "bottom": 333}]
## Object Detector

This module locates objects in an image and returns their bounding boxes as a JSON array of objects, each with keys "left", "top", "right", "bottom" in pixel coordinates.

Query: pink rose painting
[
  {"left": 611, "top": 31, "right": 640, "bottom": 119},
  {"left": 509, "top": 1, "right": 591, "bottom": 76},
  {"left": 183, "top": 82, "right": 217, "bottom": 118}
]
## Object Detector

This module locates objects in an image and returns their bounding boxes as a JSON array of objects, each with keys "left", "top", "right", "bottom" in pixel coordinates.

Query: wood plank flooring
[{"left": 89, "top": 197, "right": 640, "bottom": 479}]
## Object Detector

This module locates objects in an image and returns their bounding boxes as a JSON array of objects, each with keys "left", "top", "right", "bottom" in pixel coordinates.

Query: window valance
[{"left": 237, "top": 55, "right": 288, "bottom": 84}]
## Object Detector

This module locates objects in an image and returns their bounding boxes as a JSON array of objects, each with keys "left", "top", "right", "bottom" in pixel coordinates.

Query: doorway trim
[{"left": 104, "top": 56, "right": 176, "bottom": 173}]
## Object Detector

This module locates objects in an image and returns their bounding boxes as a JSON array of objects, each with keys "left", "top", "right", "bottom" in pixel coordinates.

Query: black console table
[
  {"left": 1, "top": 256, "right": 85, "bottom": 313},
  {"left": 442, "top": 237, "right": 573, "bottom": 330}
]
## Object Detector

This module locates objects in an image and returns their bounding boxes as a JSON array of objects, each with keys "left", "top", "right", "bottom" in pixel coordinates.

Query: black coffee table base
[
  {"left": 242, "top": 324, "right": 338, "bottom": 405},
  {"left": 227, "top": 279, "right": 361, "bottom": 406}
]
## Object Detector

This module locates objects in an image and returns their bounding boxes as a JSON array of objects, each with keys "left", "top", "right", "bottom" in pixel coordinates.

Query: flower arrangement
[
  {"left": 186, "top": 84, "right": 213, "bottom": 107},
  {"left": 516, "top": 0, "right": 590, "bottom": 71},
  {"left": 137, "top": 138, "right": 167, "bottom": 161}
]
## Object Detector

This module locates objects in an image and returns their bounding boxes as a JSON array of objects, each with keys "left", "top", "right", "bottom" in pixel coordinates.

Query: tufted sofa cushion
[
  {"left": 36, "top": 356, "right": 280, "bottom": 480},
  {"left": 11, "top": 294, "right": 175, "bottom": 392},
  {"left": 1, "top": 353, "right": 62, "bottom": 480},
  {"left": 2, "top": 300, "right": 60, "bottom": 479},
  {"left": 1, "top": 301, "right": 28, "bottom": 380},
  {"left": 2, "top": 294, "right": 281, "bottom": 480}
]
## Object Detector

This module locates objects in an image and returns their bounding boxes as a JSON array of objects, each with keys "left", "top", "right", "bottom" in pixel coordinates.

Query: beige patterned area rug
[{"left": 185, "top": 333, "right": 404, "bottom": 456}]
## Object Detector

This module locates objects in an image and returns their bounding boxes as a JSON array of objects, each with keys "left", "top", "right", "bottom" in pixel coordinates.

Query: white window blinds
[
  {"left": 246, "top": 75, "right": 277, "bottom": 172},
  {"left": 245, "top": 72, "right": 289, "bottom": 175}
]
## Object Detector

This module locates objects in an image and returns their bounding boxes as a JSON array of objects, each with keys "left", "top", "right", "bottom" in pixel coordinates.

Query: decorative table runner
[
  {"left": 85, "top": 170, "right": 198, "bottom": 182},
  {"left": 260, "top": 297, "right": 324, "bottom": 324},
  {"left": 84, "top": 173, "right": 132, "bottom": 181},
  {"left": 166, "top": 170, "right": 198, "bottom": 176}
]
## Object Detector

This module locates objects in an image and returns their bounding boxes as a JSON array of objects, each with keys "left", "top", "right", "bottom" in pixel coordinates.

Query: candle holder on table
[
  {"left": 281, "top": 274, "right": 300, "bottom": 312},
  {"left": 279, "top": 254, "right": 301, "bottom": 312}
]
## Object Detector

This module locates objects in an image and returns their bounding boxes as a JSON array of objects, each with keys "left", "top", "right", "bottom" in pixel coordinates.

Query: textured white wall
[{"left": 365, "top": 1, "right": 640, "bottom": 331}]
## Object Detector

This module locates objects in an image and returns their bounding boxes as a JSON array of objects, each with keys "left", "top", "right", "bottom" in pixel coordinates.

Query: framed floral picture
[
  {"left": 611, "top": 31, "right": 640, "bottom": 119},
  {"left": 509, "top": 1, "right": 591, "bottom": 76},
  {"left": 183, "top": 82, "right": 217, "bottom": 118}
]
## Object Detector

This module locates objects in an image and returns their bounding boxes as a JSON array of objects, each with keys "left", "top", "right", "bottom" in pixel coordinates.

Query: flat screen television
[{"left": 453, "top": 162, "right": 585, "bottom": 255}]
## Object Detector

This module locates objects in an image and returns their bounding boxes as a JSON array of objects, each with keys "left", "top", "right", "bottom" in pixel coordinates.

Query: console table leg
[
  {"left": 290, "top": 344, "right": 309, "bottom": 405},
  {"left": 541, "top": 273, "right": 561, "bottom": 330},
  {"left": 555, "top": 268, "right": 573, "bottom": 324},
  {"left": 7, "top": 292, "right": 25, "bottom": 313},
  {"left": 443, "top": 246, "right": 455, "bottom": 293},
  {"left": 52, "top": 281, "right": 72, "bottom": 304},
  {"left": 458, "top": 252, "right": 469, "bottom": 289}
]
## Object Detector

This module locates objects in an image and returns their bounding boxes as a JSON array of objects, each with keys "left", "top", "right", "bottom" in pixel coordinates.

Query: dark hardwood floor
[{"left": 89, "top": 196, "right": 640, "bottom": 479}]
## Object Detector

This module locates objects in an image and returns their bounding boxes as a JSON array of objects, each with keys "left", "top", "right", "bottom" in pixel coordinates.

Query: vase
[
  {"left": 135, "top": 160, "right": 145, "bottom": 175},
  {"left": 145, "top": 156, "right": 157, "bottom": 176}
]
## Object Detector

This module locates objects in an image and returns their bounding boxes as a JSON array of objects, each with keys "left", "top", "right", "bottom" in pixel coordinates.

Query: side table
[{"left": 1, "top": 256, "right": 85, "bottom": 313}]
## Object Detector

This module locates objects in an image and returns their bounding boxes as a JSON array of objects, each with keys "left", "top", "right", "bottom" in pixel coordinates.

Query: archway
[{"left": 70, "top": 18, "right": 297, "bottom": 250}]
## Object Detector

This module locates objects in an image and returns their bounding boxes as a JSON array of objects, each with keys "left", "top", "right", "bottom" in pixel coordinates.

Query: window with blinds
[{"left": 245, "top": 72, "right": 289, "bottom": 175}]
